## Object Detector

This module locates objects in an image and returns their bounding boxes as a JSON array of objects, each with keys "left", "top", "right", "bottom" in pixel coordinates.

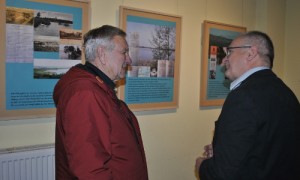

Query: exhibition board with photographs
[
  {"left": 200, "top": 21, "right": 246, "bottom": 107},
  {"left": 0, "top": 0, "right": 89, "bottom": 120},
  {"left": 119, "top": 6, "right": 182, "bottom": 111}
]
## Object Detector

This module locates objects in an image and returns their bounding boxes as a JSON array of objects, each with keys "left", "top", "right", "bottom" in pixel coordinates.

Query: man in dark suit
[{"left": 196, "top": 31, "right": 300, "bottom": 180}]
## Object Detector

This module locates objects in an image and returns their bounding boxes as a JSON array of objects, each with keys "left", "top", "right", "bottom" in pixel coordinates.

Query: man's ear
[
  {"left": 97, "top": 46, "right": 106, "bottom": 65},
  {"left": 247, "top": 46, "right": 258, "bottom": 61}
]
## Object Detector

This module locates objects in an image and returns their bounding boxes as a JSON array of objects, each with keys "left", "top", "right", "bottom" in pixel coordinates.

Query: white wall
[{"left": 1, "top": 0, "right": 299, "bottom": 180}]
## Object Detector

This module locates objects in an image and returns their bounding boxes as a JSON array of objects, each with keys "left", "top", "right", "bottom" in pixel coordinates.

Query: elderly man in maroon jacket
[{"left": 53, "top": 25, "right": 148, "bottom": 180}]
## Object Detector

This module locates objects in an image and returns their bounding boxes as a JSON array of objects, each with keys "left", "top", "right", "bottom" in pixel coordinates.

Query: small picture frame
[
  {"left": 200, "top": 20, "right": 246, "bottom": 107},
  {"left": 118, "top": 6, "right": 182, "bottom": 111}
]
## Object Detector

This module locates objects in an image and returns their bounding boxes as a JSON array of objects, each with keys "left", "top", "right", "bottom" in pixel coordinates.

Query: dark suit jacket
[{"left": 200, "top": 69, "right": 300, "bottom": 180}]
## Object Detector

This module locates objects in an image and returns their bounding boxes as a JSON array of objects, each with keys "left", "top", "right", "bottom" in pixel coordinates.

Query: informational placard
[
  {"left": 0, "top": 0, "right": 90, "bottom": 120},
  {"left": 119, "top": 6, "right": 181, "bottom": 111},
  {"left": 200, "top": 21, "right": 246, "bottom": 107}
]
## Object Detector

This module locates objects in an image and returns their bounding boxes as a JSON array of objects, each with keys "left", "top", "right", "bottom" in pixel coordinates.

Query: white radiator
[{"left": 0, "top": 145, "right": 55, "bottom": 180}]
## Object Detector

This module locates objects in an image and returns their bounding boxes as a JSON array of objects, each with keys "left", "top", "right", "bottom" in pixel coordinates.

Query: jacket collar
[{"left": 76, "top": 61, "right": 116, "bottom": 90}]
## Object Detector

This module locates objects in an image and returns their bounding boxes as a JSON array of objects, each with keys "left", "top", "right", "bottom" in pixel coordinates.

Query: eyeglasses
[{"left": 225, "top": 45, "right": 252, "bottom": 56}]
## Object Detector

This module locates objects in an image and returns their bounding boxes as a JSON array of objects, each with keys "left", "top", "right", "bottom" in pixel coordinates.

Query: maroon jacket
[{"left": 53, "top": 66, "right": 148, "bottom": 180}]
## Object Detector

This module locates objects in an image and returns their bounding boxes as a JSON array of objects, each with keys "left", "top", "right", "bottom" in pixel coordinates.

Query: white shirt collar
[{"left": 230, "top": 66, "right": 269, "bottom": 90}]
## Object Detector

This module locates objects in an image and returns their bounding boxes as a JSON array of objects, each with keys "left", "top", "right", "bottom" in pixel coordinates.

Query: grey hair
[
  {"left": 83, "top": 25, "right": 126, "bottom": 62},
  {"left": 84, "top": 38, "right": 112, "bottom": 62},
  {"left": 239, "top": 31, "right": 274, "bottom": 68}
]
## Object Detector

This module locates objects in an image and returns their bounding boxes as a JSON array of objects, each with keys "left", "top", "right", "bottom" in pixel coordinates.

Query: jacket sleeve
[
  {"left": 199, "top": 90, "right": 258, "bottom": 180},
  {"left": 62, "top": 90, "right": 112, "bottom": 180}
]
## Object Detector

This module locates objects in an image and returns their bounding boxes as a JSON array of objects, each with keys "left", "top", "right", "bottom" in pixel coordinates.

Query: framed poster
[
  {"left": 200, "top": 20, "right": 246, "bottom": 107},
  {"left": 0, "top": 0, "right": 90, "bottom": 120},
  {"left": 119, "top": 6, "right": 181, "bottom": 111}
]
